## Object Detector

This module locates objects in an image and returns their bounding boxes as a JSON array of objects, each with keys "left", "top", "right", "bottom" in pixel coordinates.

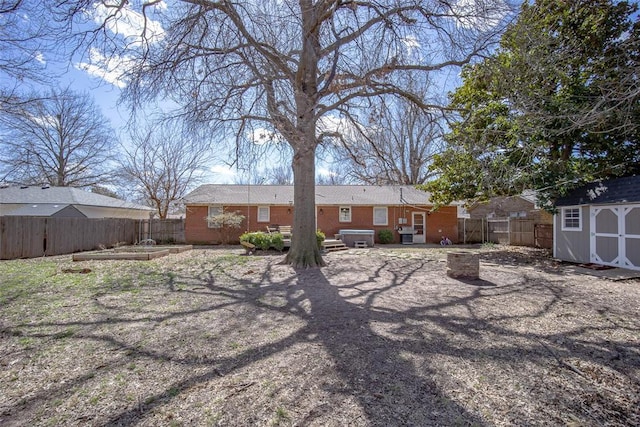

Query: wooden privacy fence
[
  {"left": 458, "top": 217, "right": 553, "bottom": 249},
  {"left": 137, "top": 219, "right": 185, "bottom": 244},
  {"left": 1, "top": 217, "right": 186, "bottom": 260},
  {"left": 488, "top": 218, "right": 511, "bottom": 244},
  {"left": 458, "top": 218, "right": 487, "bottom": 243},
  {"left": 534, "top": 223, "right": 553, "bottom": 249}
]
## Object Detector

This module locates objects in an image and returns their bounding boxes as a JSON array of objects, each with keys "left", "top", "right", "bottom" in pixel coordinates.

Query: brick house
[
  {"left": 182, "top": 185, "right": 458, "bottom": 245},
  {"left": 465, "top": 192, "right": 552, "bottom": 224}
]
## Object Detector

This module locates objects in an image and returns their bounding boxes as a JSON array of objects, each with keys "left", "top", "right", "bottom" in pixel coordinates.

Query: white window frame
[
  {"left": 561, "top": 207, "right": 582, "bottom": 231},
  {"left": 373, "top": 206, "right": 388, "bottom": 226},
  {"left": 509, "top": 211, "right": 527, "bottom": 218},
  {"left": 207, "top": 205, "right": 223, "bottom": 228},
  {"left": 339, "top": 206, "right": 352, "bottom": 222},
  {"left": 257, "top": 206, "right": 270, "bottom": 223}
]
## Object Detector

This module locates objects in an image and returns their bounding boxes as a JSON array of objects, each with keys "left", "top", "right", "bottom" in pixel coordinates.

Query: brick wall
[
  {"left": 468, "top": 196, "right": 552, "bottom": 224},
  {"left": 186, "top": 203, "right": 458, "bottom": 244},
  {"left": 316, "top": 205, "right": 408, "bottom": 243},
  {"left": 185, "top": 204, "right": 295, "bottom": 244},
  {"left": 425, "top": 206, "right": 458, "bottom": 244}
]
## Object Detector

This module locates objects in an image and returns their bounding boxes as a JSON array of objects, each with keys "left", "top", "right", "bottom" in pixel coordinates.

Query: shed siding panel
[
  {"left": 595, "top": 236, "right": 618, "bottom": 263},
  {"left": 594, "top": 209, "right": 618, "bottom": 234},
  {"left": 626, "top": 239, "right": 640, "bottom": 267},
  {"left": 626, "top": 208, "right": 640, "bottom": 234},
  {"left": 554, "top": 206, "right": 590, "bottom": 263}
]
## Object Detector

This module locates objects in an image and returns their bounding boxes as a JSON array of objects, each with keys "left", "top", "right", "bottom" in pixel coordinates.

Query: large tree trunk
[
  {"left": 286, "top": 141, "right": 324, "bottom": 268},
  {"left": 284, "top": 0, "right": 324, "bottom": 268}
]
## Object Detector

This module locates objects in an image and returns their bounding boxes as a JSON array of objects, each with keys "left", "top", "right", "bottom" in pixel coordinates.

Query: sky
[
  {"left": 35, "top": 1, "right": 244, "bottom": 185},
  {"left": 4, "top": 0, "right": 512, "bottom": 186}
]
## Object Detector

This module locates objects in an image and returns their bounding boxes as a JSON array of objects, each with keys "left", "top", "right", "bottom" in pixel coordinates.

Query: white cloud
[
  {"left": 92, "top": 1, "right": 165, "bottom": 44},
  {"left": 247, "top": 127, "right": 284, "bottom": 145},
  {"left": 74, "top": 48, "right": 131, "bottom": 88},
  {"left": 318, "top": 114, "right": 368, "bottom": 145},
  {"left": 210, "top": 164, "right": 238, "bottom": 183},
  {"left": 155, "top": 1, "right": 169, "bottom": 11},
  {"left": 453, "top": 0, "right": 508, "bottom": 30},
  {"left": 26, "top": 112, "right": 56, "bottom": 128},
  {"left": 76, "top": 1, "right": 166, "bottom": 87},
  {"left": 316, "top": 167, "right": 337, "bottom": 178},
  {"left": 34, "top": 52, "right": 46, "bottom": 64},
  {"left": 401, "top": 35, "right": 420, "bottom": 56}
]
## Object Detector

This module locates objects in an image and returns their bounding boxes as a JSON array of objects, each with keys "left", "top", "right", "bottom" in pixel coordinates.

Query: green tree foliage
[{"left": 425, "top": 0, "right": 640, "bottom": 207}]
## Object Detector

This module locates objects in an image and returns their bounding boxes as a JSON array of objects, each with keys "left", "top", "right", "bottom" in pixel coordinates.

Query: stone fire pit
[{"left": 446, "top": 251, "right": 480, "bottom": 279}]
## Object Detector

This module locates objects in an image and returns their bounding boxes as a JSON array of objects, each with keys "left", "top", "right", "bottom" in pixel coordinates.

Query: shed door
[{"left": 590, "top": 205, "right": 640, "bottom": 271}]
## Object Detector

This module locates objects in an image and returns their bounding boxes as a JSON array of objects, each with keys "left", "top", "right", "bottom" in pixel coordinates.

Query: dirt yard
[{"left": 1, "top": 246, "right": 639, "bottom": 426}]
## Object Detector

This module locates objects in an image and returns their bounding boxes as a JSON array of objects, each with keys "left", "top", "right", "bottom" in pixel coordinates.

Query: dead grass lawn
[{"left": 1, "top": 246, "right": 639, "bottom": 426}]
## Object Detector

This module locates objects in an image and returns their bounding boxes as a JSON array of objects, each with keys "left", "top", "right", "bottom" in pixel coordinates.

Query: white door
[
  {"left": 590, "top": 205, "right": 640, "bottom": 270},
  {"left": 412, "top": 212, "right": 425, "bottom": 244}
]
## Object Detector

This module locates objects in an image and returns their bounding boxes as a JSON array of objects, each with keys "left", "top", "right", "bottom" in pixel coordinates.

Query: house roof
[
  {"left": 555, "top": 175, "right": 640, "bottom": 206},
  {"left": 183, "top": 185, "right": 434, "bottom": 206},
  {"left": 4, "top": 204, "right": 86, "bottom": 217},
  {"left": 0, "top": 186, "right": 153, "bottom": 211},
  {"left": 519, "top": 190, "right": 538, "bottom": 204}
]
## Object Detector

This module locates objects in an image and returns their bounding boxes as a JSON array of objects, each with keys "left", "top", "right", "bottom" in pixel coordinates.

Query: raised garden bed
[
  {"left": 72, "top": 249, "right": 170, "bottom": 261},
  {"left": 113, "top": 245, "right": 193, "bottom": 254}
]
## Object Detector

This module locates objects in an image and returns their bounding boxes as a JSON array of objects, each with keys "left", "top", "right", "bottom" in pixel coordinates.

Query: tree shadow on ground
[
  {"left": 2, "top": 250, "right": 639, "bottom": 426},
  {"left": 293, "top": 266, "right": 486, "bottom": 425}
]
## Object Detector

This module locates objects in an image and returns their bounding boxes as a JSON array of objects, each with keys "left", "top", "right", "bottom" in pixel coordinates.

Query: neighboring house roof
[
  {"left": 519, "top": 190, "right": 538, "bottom": 205},
  {"left": 4, "top": 204, "right": 87, "bottom": 217},
  {"left": 184, "top": 185, "right": 434, "bottom": 206},
  {"left": 0, "top": 186, "right": 153, "bottom": 212},
  {"left": 467, "top": 192, "right": 539, "bottom": 210},
  {"left": 555, "top": 176, "right": 640, "bottom": 207}
]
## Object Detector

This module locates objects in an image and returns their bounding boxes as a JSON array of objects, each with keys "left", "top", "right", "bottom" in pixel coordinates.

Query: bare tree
[
  {"left": 0, "top": 1, "right": 77, "bottom": 109},
  {"left": 58, "top": 0, "right": 515, "bottom": 267},
  {"left": 119, "top": 120, "right": 214, "bottom": 219},
  {"left": 0, "top": 1, "right": 46, "bottom": 93},
  {"left": 332, "top": 94, "right": 446, "bottom": 185},
  {"left": 265, "top": 165, "right": 293, "bottom": 185},
  {"left": 316, "top": 167, "right": 352, "bottom": 185},
  {"left": 0, "top": 87, "right": 117, "bottom": 186}
]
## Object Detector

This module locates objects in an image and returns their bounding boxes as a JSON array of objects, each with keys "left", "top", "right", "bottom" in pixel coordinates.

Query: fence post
[{"left": 463, "top": 218, "right": 467, "bottom": 244}]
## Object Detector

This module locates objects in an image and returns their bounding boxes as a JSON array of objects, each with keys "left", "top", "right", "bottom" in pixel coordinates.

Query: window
[
  {"left": 339, "top": 206, "right": 351, "bottom": 222},
  {"left": 257, "top": 206, "right": 270, "bottom": 223},
  {"left": 373, "top": 207, "right": 388, "bottom": 225},
  {"left": 207, "top": 206, "right": 223, "bottom": 228},
  {"left": 562, "top": 207, "right": 582, "bottom": 231}
]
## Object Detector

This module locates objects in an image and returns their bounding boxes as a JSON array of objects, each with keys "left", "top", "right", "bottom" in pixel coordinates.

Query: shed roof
[
  {"left": 183, "top": 185, "right": 434, "bottom": 206},
  {"left": 555, "top": 175, "right": 640, "bottom": 206},
  {"left": 0, "top": 186, "right": 153, "bottom": 211}
]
